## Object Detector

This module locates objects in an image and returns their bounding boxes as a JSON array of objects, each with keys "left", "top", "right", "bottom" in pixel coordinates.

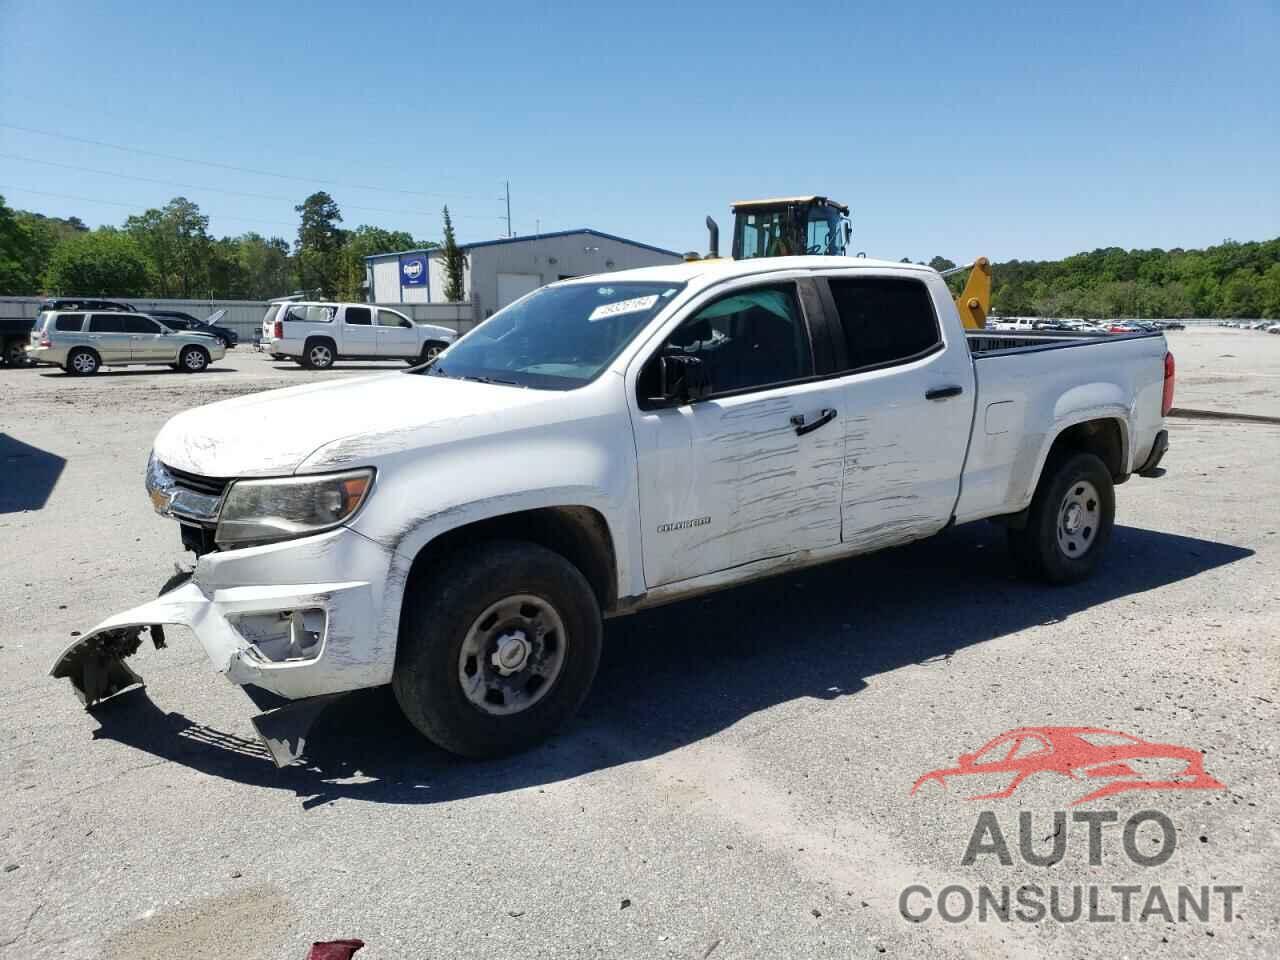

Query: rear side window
[
  {"left": 88, "top": 313, "right": 126, "bottom": 333},
  {"left": 54, "top": 313, "right": 84, "bottom": 331},
  {"left": 826, "top": 277, "right": 941, "bottom": 371},
  {"left": 124, "top": 316, "right": 161, "bottom": 333},
  {"left": 344, "top": 307, "right": 372, "bottom": 326},
  {"left": 286, "top": 305, "right": 335, "bottom": 324},
  {"left": 262, "top": 305, "right": 279, "bottom": 325}
]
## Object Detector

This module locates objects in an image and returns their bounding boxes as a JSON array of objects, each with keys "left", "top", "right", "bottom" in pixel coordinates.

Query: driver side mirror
[{"left": 649, "top": 353, "right": 710, "bottom": 407}]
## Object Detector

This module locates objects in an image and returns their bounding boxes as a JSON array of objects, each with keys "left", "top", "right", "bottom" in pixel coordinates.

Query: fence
[{"left": 0, "top": 296, "right": 477, "bottom": 342}]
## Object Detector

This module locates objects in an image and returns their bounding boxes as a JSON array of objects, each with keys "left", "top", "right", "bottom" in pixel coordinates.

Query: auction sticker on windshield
[{"left": 588, "top": 294, "right": 660, "bottom": 322}]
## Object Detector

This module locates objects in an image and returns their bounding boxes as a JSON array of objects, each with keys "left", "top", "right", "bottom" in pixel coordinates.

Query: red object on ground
[{"left": 307, "top": 939, "right": 365, "bottom": 960}]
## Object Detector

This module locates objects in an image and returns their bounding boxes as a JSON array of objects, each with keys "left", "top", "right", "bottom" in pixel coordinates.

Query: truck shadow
[
  {"left": 0, "top": 433, "right": 66, "bottom": 513},
  {"left": 88, "top": 522, "right": 1253, "bottom": 808}
]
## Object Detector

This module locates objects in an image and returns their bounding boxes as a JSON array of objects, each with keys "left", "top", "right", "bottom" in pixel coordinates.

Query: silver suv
[{"left": 27, "top": 310, "right": 227, "bottom": 375}]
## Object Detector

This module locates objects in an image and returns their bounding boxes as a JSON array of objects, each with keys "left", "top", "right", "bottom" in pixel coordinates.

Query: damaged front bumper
[{"left": 49, "top": 525, "right": 400, "bottom": 763}]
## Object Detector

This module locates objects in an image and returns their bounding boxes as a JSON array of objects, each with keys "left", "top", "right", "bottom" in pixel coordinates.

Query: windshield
[{"left": 423, "top": 281, "right": 685, "bottom": 389}]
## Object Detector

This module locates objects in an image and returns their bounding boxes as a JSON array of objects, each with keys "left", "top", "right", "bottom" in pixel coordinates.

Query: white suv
[{"left": 267, "top": 302, "right": 456, "bottom": 369}]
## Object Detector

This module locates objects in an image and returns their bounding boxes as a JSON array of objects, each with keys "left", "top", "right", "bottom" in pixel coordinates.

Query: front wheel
[
  {"left": 1007, "top": 451, "right": 1115, "bottom": 584},
  {"left": 179, "top": 345, "right": 210, "bottom": 372},
  {"left": 393, "top": 540, "right": 602, "bottom": 758},
  {"left": 412, "top": 340, "right": 449, "bottom": 366}
]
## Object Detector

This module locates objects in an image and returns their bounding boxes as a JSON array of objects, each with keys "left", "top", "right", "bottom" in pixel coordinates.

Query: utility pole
[{"left": 501, "top": 180, "right": 512, "bottom": 238}]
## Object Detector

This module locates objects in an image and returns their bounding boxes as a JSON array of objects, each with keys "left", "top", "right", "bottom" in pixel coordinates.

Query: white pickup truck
[
  {"left": 54, "top": 256, "right": 1174, "bottom": 762},
  {"left": 265, "top": 301, "right": 457, "bottom": 368}
]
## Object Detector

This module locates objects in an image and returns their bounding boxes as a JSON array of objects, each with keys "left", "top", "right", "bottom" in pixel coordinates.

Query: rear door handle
[
  {"left": 790, "top": 408, "right": 838, "bottom": 436},
  {"left": 926, "top": 385, "right": 964, "bottom": 401}
]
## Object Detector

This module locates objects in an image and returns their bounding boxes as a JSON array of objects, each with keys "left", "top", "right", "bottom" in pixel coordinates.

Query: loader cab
[{"left": 731, "top": 196, "right": 851, "bottom": 259}]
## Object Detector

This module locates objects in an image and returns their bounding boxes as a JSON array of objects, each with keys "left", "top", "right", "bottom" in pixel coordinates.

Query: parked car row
[
  {"left": 988, "top": 316, "right": 1187, "bottom": 334},
  {"left": 1218, "top": 319, "right": 1280, "bottom": 332}
]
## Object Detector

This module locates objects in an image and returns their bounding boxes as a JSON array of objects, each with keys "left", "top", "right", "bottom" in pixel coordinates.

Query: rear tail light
[
  {"left": 1161, "top": 351, "right": 1176, "bottom": 416},
  {"left": 273, "top": 319, "right": 283, "bottom": 339},
  {"left": 40, "top": 331, "right": 51, "bottom": 347}
]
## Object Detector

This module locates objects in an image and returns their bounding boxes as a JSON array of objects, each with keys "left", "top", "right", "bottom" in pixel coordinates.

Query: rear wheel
[
  {"left": 4, "top": 340, "right": 27, "bottom": 367},
  {"left": 1007, "top": 451, "right": 1114, "bottom": 584},
  {"left": 66, "top": 348, "right": 100, "bottom": 376},
  {"left": 303, "top": 339, "right": 335, "bottom": 370},
  {"left": 179, "top": 345, "right": 210, "bottom": 372},
  {"left": 393, "top": 540, "right": 602, "bottom": 757},
  {"left": 411, "top": 340, "right": 449, "bottom": 366}
]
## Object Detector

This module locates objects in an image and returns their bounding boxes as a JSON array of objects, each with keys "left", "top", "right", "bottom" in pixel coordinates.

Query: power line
[
  {"left": 0, "top": 151, "right": 504, "bottom": 221},
  {"left": 0, "top": 121, "right": 497, "bottom": 203},
  {"left": 0, "top": 184, "right": 299, "bottom": 230}
]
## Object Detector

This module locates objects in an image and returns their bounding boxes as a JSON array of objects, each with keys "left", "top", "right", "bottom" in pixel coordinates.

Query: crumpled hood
[{"left": 153, "top": 372, "right": 562, "bottom": 477}]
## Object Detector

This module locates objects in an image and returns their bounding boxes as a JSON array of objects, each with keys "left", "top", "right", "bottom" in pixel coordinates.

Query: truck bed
[{"left": 966, "top": 329, "right": 1159, "bottom": 356}]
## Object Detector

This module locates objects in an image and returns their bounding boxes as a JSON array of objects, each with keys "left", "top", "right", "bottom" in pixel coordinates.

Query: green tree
[
  {"left": 440, "top": 206, "right": 466, "bottom": 303},
  {"left": 0, "top": 194, "right": 41, "bottom": 294},
  {"left": 125, "top": 197, "right": 212, "bottom": 297},
  {"left": 235, "top": 233, "right": 295, "bottom": 299},
  {"left": 45, "top": 230, "right": 150, "bottom": 296},
  {"left": 295, "top": 192, "right": 345, "bottom": 298}
]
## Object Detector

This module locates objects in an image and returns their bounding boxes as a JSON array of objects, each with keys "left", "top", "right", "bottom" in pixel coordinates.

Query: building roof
[{"left": 364, "top": 228, "right": 683, "bottom": 262}]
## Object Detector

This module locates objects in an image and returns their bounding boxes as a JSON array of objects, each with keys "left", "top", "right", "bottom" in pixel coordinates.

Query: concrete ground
[{"left": 1, "top": 330, "right": 1277, "bottom": 960}]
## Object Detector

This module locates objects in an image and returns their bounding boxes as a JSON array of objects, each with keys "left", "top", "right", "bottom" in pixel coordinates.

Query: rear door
[
  {"left": 86, "top": 313, "right": 131, "bottom": 363},
  {"left": 631, "top": 279, "right": 845, "bottom": 587},
  {"left": 340, "top": 306, "right": 377, "bottom": 357},
  {"left": 375, "top": 308, "right": 418, "bottom": 358},
  {"left": 818, "top": 272, "right": 974, "bottom": 549},
  {"left": 123, "top": 314, "right": 172, "bottom": 361}
]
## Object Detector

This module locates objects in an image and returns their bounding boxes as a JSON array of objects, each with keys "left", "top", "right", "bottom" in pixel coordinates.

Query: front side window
[
  {"left": 376, "top": 309, "right": 410, "bottom": 328},
  {"left": 88, "top": 313, "right": 125, "bottom": 333},
  {"left": 425, "top": 281, "right": 684, "bottom": 390},
  {"left": 123, "top": 316, "right": 161, "bottom": 334},
  {"left": 344, "top": 307, "right": 372, "bottom": 326},
  {"left": 53, "top": 313, "right": 83, "bottom": 332},
  {"left": 827, "top": 276, "right": 941, "bottom": 371},
  {"left": 642, "top": 284, "right": 813, "bottom": 398}
]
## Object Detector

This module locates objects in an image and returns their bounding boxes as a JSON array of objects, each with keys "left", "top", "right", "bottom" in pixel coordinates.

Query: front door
[
  {"left": 375, "top": 308, "right": 418, "bottom": 358},
  {"left": 632, "top": 282, "right": 845, "bottom": 587},
  {"left": 340, "top": 306, "right": 378, "bottom": 357},
  {"left": 124, "top": 315, "right": 171, "bottom": 361}
]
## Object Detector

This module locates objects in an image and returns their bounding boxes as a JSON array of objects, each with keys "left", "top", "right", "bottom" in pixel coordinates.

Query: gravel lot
[{"left": 2, "top": 331, "right": 1277, "bottom": 960}]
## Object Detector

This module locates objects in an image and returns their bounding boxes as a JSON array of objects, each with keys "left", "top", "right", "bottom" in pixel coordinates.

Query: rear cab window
[{"left": 824, "top": 275, "right": 942, "bottom": 372}]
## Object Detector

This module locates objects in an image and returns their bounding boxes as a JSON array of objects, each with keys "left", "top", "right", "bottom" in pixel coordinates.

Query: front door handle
[
  {"left": 926, "top": 385, "right": 964, "bottom": 401},
  {"left": 790, "top": 408, "right": 838, "bottom": 436}
]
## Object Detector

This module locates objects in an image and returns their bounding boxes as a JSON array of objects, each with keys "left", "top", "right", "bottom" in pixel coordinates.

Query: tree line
[
  {"left": 0, "top": 191, "right": 469, "bottom": 303},
  {"left": 926, "top": 237, "right": 1280, "bottom": 319},
  {"left": 3, "top": 191, "right": 1277, "bottom": 316}
]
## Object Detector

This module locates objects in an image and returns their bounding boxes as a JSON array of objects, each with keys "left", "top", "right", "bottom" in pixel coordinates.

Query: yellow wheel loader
[{"left": 701, "top": 196, "right": 990, "bottom": 329}]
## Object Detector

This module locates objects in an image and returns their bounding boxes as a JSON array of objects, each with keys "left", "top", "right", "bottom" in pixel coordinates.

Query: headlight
[{"left": 215, "top": 468, "right": 374, "bottom": 548}]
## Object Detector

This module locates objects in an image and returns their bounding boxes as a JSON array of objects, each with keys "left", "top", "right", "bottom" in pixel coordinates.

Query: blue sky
[{"left": 1, "top": 0, "right": 1276, "bottom": 263}]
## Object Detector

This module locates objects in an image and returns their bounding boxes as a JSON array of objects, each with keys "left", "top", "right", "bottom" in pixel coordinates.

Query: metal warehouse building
[{"left": 365, "top": 228, "right": 684, "bottom": 320}]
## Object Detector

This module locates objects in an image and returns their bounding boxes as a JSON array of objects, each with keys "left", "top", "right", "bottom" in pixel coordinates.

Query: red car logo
[{"left": 910, "top": 726, "right": 1226, "bottom": 806}]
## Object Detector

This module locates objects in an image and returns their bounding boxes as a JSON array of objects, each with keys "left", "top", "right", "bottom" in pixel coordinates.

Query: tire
[
  {"left": 66, "top": 347, "right": 100, "bottom": 376},
  {"left": 4, "top": 340, "right": 27, "bottom": 367},
  {"left": 410, "top": 340, "right": 448, "bottom": 366},
  {"left": 393, "top": 540, "right": 603, "bottom": 758},
  {"left": 179, "top": 345, "right": 210, "bottom": 373},
  {"left": 303, "top": 339, "right": 335, "bottom": 370},
  {"left": 1007, "top": 451, "right": 1115, "bottom": 584}
]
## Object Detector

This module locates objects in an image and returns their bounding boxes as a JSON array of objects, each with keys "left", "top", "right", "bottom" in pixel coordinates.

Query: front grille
[{"left": 164, "top": 464, "right": 231, "bottom": 498}]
